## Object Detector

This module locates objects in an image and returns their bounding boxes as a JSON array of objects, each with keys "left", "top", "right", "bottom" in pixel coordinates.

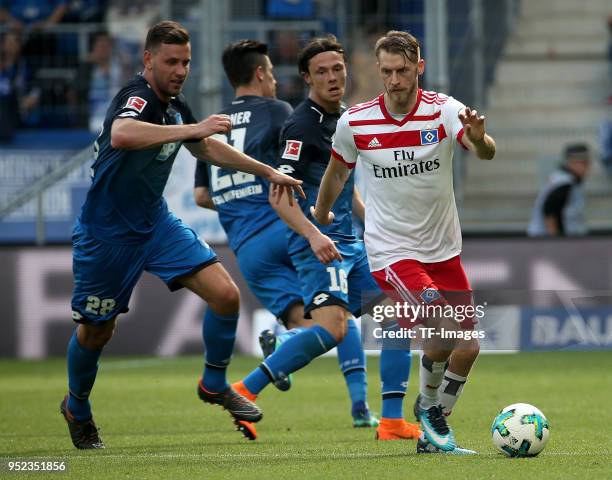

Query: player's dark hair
[
  {"left": 145, "top": 21, "right": 190, "bottom": 52},
  {"left": 374, "top": 30, "right": 420, "bottom": 63},
  {"left": 297, "top": 35, "right": 346, "bottom": 75},
  {"left": 222, "top": 39, "right": 269, "bottom": 88}
]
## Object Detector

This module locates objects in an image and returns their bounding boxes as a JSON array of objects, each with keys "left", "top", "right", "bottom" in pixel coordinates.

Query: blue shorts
[
  {"left": 236, "top": 219, "right": 303, "bottom": 321},
  {"left": 291, "top": 240, "right": 383, "bottom": 318},
  {"left": 71, "top": 212, "right": 217, "bottom": 325}
]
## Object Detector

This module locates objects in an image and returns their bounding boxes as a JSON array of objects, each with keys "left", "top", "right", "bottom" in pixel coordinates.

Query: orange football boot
[
  {"left": 375, "top": 418, "right": 422, "bottom": 440},
  {"left": 231, "top": 381, "right": 259, "bottom": 440}
]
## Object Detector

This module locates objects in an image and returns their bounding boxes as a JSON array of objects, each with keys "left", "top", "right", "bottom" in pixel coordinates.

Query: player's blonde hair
[{"left": 374, "top": 30, "right": 420, "bottom": 63}]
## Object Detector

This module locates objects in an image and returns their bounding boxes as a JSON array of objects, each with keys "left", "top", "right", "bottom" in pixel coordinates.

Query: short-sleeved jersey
[
  {"left": 277, "top": 98, "right": 356, "bottom": 255},
  {"left": 527, "top": 168, "right": 586, "bottom": 237},
  {"left": 194, "top": 96, "right": 293, "bottom": 252},
  {"left": 79, "top": 75, "right": 200, "bottom": 244},
  {"left": 332, "top": 89, "right": 467, "bottom": 270}
]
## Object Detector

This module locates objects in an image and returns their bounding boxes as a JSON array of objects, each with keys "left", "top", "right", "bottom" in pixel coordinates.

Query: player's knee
[
  {"left": 77, "top": 320, "right": 116, "bottom": 350},
  {"left": 316, "top": 307, "right": 347, "bottom": 343},
  {"left": 209, "top": 282, "right": 240, "bottom": 315}
]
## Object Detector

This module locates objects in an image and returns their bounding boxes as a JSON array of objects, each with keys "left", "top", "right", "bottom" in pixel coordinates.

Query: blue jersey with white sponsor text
[
  {"left": 194, "top": 95, "right": 293, "bottom": 252},
  {"left": 79, "top": 74, "right": 200, "bottom": 244},
  {"left": 276, "top": 98, "right": 356, "bottom": 255}
]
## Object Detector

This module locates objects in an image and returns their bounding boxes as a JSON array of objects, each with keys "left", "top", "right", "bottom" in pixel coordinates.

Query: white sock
[
  {"left": 419, "top": 353, "right": 447, "bottom": 409},
  {"left": 438, "top": 370, "right": 467, "bottom": 415}
]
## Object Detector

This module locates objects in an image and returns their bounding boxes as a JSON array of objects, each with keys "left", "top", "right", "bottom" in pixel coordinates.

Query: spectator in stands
[
  {"left": 0, "top": 1, "right": 67, "bottom": 30},
  {"left": 527, "top": 143, "right": 591, "bottom": 237},
  {"left": 0, "top": 31, "right": 40, "bottom": 142},
  {"left": 58, "top": 1, "right": 108, "bottom": 66},
  {"left": 0, "top": 1, "right": 68, "bottom": 68},
  {"left": 72, "top": 31, "right": 122, "bottom": 132}
]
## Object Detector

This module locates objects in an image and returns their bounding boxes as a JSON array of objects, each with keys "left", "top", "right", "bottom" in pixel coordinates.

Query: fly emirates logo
[{"left": 373, "top": 149, "right": 440, "bottom": 179}]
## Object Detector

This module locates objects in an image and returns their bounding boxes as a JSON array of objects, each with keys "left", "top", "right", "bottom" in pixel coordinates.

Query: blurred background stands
[{"left": 0, "top": 0, "right": 610, "bottom": 244}]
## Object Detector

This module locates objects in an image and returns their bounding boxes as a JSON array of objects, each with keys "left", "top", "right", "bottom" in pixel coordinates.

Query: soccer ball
[{"left": 491, "top": 403, "right": 550, "bottom": 457}]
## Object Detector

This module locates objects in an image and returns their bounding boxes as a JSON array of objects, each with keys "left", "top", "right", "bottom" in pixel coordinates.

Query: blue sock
[
  {"left": 336, "top": 319, "right": 368, "bottom": 414},
  {"left": 380, "top": 323, "right": 412, "bottom": 419},
  {"left": 66, "top": 330, "right": 101, "bottom": 421},
  {"left": 244, "top": 325, "right": 337, "bottom": 394},
  {"left": 277, "top": 327, "right": 306, "bottom": 343},
  {"left": 201, "top": 308, "right": 238, "bottom": 392}
]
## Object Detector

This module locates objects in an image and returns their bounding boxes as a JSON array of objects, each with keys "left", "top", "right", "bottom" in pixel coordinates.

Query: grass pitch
[{"left": 0, "top": 352, "right": 610, "bottom": 479}]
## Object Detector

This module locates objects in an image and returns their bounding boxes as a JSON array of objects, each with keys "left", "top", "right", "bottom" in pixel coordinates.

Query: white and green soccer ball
[{"left": 491, "top": 403, "right": 550, "bottom": 457}]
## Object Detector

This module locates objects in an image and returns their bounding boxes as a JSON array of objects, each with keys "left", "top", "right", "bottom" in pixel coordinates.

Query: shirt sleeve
[
  {"left": 276, "top": 120, "right": 311, "bottom": 179},
  {"left": 331, "top": 111, "right": 358, "bottom": 169},
  {"left": 111, "top": 83, "right": 158, "bottom": 123},
  {"left": 194, "top": 159, "right": 210, "bottom": 188},
  {"left": 443, "top": 96, "right": 469, "bottom": 150}
]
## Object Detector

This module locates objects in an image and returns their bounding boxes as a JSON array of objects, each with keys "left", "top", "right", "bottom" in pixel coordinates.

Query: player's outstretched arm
[
  {"left": 311, "top": 155, "right": 351, "bottom": 225},
  {"left": 188, "top": 137, "right": 305, "bottom": 202},
  {"left": 111, "top": 114, "right": 232, "bottom": 150},
  {"left": 458, "top": 107, "right": 496, "bottom": 160},
  {"left": 270, "top": 186, "right": 342, "bottom": 264}
]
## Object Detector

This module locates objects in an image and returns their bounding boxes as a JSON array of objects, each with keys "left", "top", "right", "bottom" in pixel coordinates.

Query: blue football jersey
[
  {"left": 194, "top": 95, "right": 293, "bottom": 252},
  {"left": 80, "top": 75, "right": 200, "bottom": 243},
  {"left": 276, "top": 98, "right": 356, "bottom": 255}
]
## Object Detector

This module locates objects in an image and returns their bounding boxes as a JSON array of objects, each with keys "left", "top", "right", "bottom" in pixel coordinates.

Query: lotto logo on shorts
[
  {"left": 420, "top": 128, "right": 439, "bottom": 145},
  {"left": 313, "top": 293, "right": 330, "bottom": 305},
  {"left": 124, "top": 96, "right": 148, "bottom": 113},
  {"left": 420, "top": 288, "right": 441, "bottom": 304},
  {"left": 282, "top": 140, "right": 302, "bottom": 161}
]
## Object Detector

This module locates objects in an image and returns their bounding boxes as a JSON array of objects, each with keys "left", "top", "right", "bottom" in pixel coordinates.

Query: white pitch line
[{"left": 2, "top": 452, "right": 609, "bottom": 461}]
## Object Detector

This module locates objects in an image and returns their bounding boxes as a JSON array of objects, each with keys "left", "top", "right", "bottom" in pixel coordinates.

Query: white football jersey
[{"left": 332, "top": 89, "right": 467, "bottom": 270}]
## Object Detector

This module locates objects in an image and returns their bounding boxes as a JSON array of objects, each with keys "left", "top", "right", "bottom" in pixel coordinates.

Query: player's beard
[{"left": 387, "top": 82, "right": 417, "bottom": 109}]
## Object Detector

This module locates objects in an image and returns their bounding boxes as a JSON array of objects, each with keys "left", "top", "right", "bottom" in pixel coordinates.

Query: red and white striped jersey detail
[
  {"left": 332, "top": 88, "right": 468, "bottom": 268},
  {"left": 422, "top": 91, "right": 450, "bottom": 105},
  {"left": 348, "top": 96, "right": 380, "bottom": 114},
  {"left": 348, "top": 109, "right": 442, "bottom": 127},
  {"left": 353, "top": 125, "right": 448, "bottom": 150},
  {"left": 457, "top": 129, "right": 468, "bottom": 150},
  {"left": 330, "top": 148, "right": 354, "bottom": 169}
]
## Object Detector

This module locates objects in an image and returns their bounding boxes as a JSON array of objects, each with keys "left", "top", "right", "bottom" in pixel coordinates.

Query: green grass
[{"left": 0, "top": 352, "right": 610, "bottom": 479}]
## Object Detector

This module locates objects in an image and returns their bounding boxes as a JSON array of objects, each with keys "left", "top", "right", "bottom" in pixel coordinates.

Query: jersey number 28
[{"left": 210, "top": 128, "right": 255, "bottom": 192}]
